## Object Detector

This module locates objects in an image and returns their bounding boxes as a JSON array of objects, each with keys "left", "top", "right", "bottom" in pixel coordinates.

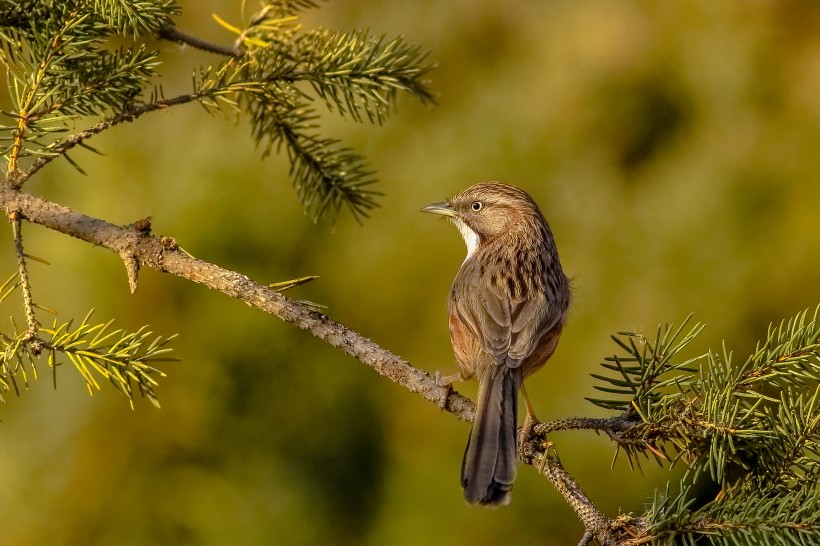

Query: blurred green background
[{"left": 3, "top": 1, "right": 820, "bottom": 544}]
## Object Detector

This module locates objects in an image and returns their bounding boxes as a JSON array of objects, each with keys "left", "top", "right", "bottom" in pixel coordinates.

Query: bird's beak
[{"left": 421, "top": 201, "right": 456, "bottom": 217}]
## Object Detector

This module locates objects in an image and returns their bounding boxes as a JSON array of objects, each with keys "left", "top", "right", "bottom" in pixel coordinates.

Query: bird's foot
[
  {"left": 518, "top": 411, "right": 541, "bottom": 448},
  {"left": 434, "top": 371, "right": 458, "bottom": 410}
]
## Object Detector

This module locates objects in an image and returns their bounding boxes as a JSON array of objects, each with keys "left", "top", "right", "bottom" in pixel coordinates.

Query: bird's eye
[{"left": 471, "top": 201, "right": 483, "bottom": 212}]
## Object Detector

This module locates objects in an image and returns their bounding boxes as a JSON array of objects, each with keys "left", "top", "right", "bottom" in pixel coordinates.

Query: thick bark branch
[
  {"left": 0, "top": 184, "right": 476, "bottom": 419},
  {"left": 0, "top": 182, "right": 625, "bottom": 544}
]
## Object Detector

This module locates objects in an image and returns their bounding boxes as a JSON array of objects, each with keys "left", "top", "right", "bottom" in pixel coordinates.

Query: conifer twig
[
  {"left": 158, "top": 24, "right": 241, "bottom": 57},
  {"left": 10, "top": 212, "right": 39, "bottom": 345},
  {"left": 535, "top": 415, "right": 639, "bottom": 439},
  {"left": 19, "top": 94, "right": 205, "bottom": 185}
]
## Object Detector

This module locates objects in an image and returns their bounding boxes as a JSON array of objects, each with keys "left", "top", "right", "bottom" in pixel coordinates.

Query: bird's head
[{"left": 422, "top": 182, "right": 544, "bottom": 257}]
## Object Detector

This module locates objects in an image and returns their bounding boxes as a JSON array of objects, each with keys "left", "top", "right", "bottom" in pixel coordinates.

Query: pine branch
[
  {"left": 232, "top": 23, "right": 435, "bottom": 220},
  {"left": 246, "top": 93, "right": 379, "bottom": 222},
  {"left": 0, "top": 183, "right": 470, "bottom": 414},
  {"left": 521, "top": 438, "right": 626, "bottom": 546},
  {"left": 0, "top": 304, "right": 176, "bottom": 406},
  {"left": 285, "top": 29, "right": 436, "bottom": 124},
  {"left": 535, "top": 415, "right": 639, "bottom": 436},
  {"left": 259, "top": 0, "right": 322, "bottom": 14},
  {"left": 41, "top": 311, "right": 176, "bottom": 408},
  {"left": 0, "top": 1, "right": 179, "bottom": 170},
  {"left": 91, "top": 0, "right": 180, "bottom": 37},
  {"left": 583, "top": 309, "right": 820, "bottom": 544},
  {"left": 1, "top": 0, "right": 435, "bottom": 222},
  {"left": 641, "top": 477, "right": 820, "bottom": 545}
]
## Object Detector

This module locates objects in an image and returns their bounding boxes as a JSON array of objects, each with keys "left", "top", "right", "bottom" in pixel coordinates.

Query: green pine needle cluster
[
  {"left": 646, "top": 476, "right": 819, "bottom": 546},
  {"left": 0, "top": 0, "right": 435, "bottom": 222},
  {"left": 0, "top": 306, "right": 177, "bottom": 409},
  {"left": 0, "top": 265, "right": 176, "bottom": 407},
  {"left": 42, "top": 311, "right": 177, "bottom": 408},
  {"left": 226, "top": 19, "right": 435, "bottom": 221},
  {"left": 590, "top": 307, "right": 820, "bottom": 545}
]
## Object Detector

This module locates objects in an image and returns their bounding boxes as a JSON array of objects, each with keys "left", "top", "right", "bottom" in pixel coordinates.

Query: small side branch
[
  {"left": 20, "top": 94, "right": 203, "bottom": 185},
  {"left": 10, "top": 212, "right": 39, "bottom": 343},
  {"left": 159, "top": 25, "right": 241, "bottom": 57},
  {"left": 536, "top": 415, "right": 639, "bottom": 439},
  {"left": 122, "top": 252, "right": 140, "bottom": 293}
]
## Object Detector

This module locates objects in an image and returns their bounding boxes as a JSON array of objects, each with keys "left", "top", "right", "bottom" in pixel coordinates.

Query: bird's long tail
[{"left": 461, "top": 367, "right": 520, "bottom": 506}]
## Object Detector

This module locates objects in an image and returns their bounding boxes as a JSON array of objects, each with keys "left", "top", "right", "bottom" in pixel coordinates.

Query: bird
[{"left": 422, "top": 182, "right": 571, "bottom": 506}]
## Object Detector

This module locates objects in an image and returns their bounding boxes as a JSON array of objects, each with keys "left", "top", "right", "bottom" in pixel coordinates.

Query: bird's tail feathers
[{"left": 461, "top": 368, "right": 520, "bottom": 506}]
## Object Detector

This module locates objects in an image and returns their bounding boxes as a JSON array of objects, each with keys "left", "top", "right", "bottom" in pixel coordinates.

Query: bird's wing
[
  {"left": 508, "top": 294, "right": 558, "bottom": 363},
  {"left": 455, "top": 277, "right": 553, "bottom": 369}
]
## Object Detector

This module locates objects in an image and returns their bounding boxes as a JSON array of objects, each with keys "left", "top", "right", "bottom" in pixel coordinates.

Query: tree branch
[
  {"left": 0, "top": 182, "right": 476, "bottom": 416},
  {"left": 0, "top": 181, "right": 625, "bottom": 544}
]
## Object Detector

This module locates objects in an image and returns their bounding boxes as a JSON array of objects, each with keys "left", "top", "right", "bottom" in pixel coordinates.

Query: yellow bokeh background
[{"left": 2, "top": 1, "right": 820, "bottom": 544}]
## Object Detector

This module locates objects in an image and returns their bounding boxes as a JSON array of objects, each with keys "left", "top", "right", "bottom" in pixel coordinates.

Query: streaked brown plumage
[{"left": 422, "top": 182, "right": 570, "bottom": 506}]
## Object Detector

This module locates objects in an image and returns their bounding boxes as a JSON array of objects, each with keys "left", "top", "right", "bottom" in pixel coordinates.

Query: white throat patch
[{"left": 453, "top": 218, "right": 480, "bottom": 262}]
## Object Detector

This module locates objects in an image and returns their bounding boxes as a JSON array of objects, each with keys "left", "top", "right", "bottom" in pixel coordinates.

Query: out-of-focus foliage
[
  {"left": 1, "top": 1, "right": 820, "bottom": 545},
  {"left": 0, "top": 303, "right": 177, "bottom": 407}
]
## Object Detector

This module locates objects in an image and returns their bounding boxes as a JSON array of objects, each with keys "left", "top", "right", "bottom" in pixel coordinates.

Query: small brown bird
[{"left": 422, "top": 182, "right": 570, "bottom": 506}]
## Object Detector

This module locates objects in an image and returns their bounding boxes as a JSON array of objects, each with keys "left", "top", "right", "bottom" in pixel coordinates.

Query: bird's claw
[
  {"left": 434, "top": 371, "right": 452, "bottom": 410},
  {"left": 518, "top": 411, "right": 541, "bottom": 448}
]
